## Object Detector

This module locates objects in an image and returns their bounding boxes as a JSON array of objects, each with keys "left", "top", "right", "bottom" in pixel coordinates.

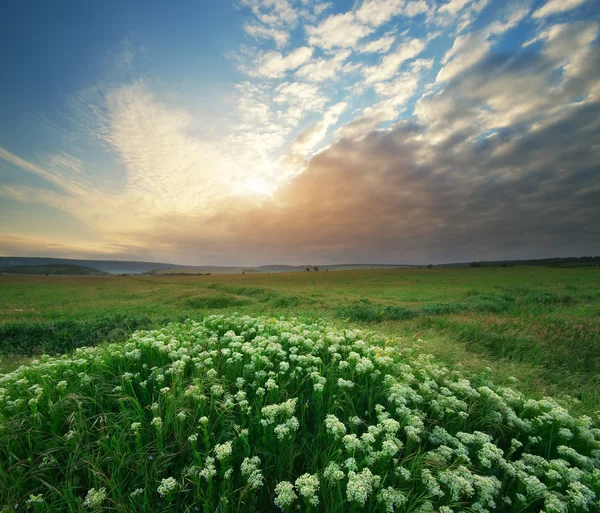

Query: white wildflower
[
  {"left": 295, "top": 473, "right": 320, "bottom": 506},
  {"left": 241, "top": 456, "right": 263, "bottom": 490},
  {"left": 325, "top": 414, "right": 347, "bottom": 439},
  {"left": 157, "top": 477, "right": 178, "bottom": 497},
  {"left": 323, "top": 462, "right": 345, "bottom": 483},
  {"left": 200, "top": 457, "right": 217, "bottom": 480},
  {"left": 26, "top": 494, "right": 44, "bottom": 506},
  {"left": 214, "top": 441, "right": 233, "bottom": 461},
  {"left": 377, "top": 487, "right": 407, "bottom": 512},
  {"left": 274, "top": 481, "right": 297, "bottom": 510},
  {"left": 347, "top": 468, "right": 380, "bottom": 505},
  {"left": 83, "top": 487, "right": 106, "bottom": 508}
]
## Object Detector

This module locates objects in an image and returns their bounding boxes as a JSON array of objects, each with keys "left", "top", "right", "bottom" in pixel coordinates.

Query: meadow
[
  {"left": 1, "top": 267, "right": 599, "bottom": 511},
  {"left": 1, "top": 267, "right": 599, "bottom": 413}
]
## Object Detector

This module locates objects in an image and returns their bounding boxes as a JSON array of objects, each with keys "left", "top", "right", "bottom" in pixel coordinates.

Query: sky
[{"left": 0, "top": 0, "right": 599, "bottom": 266}]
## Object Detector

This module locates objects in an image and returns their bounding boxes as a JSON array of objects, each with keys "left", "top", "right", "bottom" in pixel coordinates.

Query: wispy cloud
[
  {"left": 533, "top": 0, "right": 590, "bottom": 19},
  {"left": 363, "top": 37, "right": 428, "bottom": 84},
  {"left": 250, "top": 47, "right": 313, "bottom": 78}
]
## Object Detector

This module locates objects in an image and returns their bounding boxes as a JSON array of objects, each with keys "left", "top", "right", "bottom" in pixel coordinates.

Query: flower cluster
[
  {"left": 83, "top": 487, "right": 106, "bottom": 509},
  {"left": 0, "top": 314, "right": 598, "bottom": 512},
  {"left": 241, "top": 456, "right": 264, "bottom": 490},
  {"left": 157, "top": 477, "right": 178, "bottom": 497}
]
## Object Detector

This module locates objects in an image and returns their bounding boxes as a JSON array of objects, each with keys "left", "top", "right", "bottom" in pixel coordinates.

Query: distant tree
[
  {"left": 501, "top": 262, "right": 509, "bottom": 267},
  {"left": 241, "top": 271, "right": 245, "bottom": 274},
  {"left": 427, "top": 264, "right": 433, "bottom": 269},
  {"left": 314, "top": 266, "right": 319, "bottom": 272},
  {"left": 305, "top": 267, "right": 310, "bottom": 272},
  {"left": 470, "top": 262, "right": 482, "bottom": 268}
]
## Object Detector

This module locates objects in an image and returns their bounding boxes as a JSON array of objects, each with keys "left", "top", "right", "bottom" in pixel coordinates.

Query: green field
[
  {"left": 2, "top": 267, "right": 600, "bottom": 511},
  {"left": 1, "top": 266, "right": 599, "bottom": 414}
]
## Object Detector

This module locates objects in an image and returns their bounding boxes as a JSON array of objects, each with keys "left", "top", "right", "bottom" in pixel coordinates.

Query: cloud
[
  {"left": 4, "top": 0, "right": 600, "bottom": 265},
  {"left": 363, "top": 38, "right": 427, "bottom": 84},
  {"left": 5, "top": 79, "right": 291, "bottom": 238},
  {"left": 253, "top": 46, "right": 313, "bottom": 78},
  {"left": 294, "top": 50, "right": 351, "bottom": 82},
  {"left": 484, "top": 3, "right": 531, "bottom": 36},
  {"left": 240, "top": 0, "right": 298, "bottom": 27},
  {"left": 456, "top": 0, "right": 490, "bottom": 31},
  {"left": 313, "top": 3, "right": 332, "bottom": 17},
  {"left": 433, "top": 0, "right": 491, "bottom": 32},
  {"left": 438, "top": 0, "right": 473, "bottom": 16},
  {"left": 243, "top": 23, "right": 290, "bottom": 49},
  {"left": 403, "top": 1, "right": 430, "bottom": 17},
  {"left": 355, "top": 0, "right": 406, "bottom": 26},
  {"left": 359, "top": 33, "right": 396, "bottom": 54},
  {"left": 240, "top": 0, "right": 300, "bottom": 48},
  {"left": 0, "top": 233, "right": 131, "bottom": 259},
  {"left": 436, "top": 32, "right": 490, "bottom": 82},
  {"left": 43, "top": 152, "right": 83, "bottom": 175},
  {"left": 410, "top": 58, "right": 435, "bottom": 72},
  {"left": 0, "top": 147, "right": 84, "bottom": 195},
  {"left": 436, "top": 5, "right": 530, "bottom": 83},
  {"left": 334, "top": 102, "right": 398, "bottom": 139},
  {"left": 274, "top": 81, "right": 326, "bottom": 114},
  {"left": 422, "top": 19, "right": 600, "bottom": 136},
  {"left": 538, "top": 20, "right": 598, "bottom": 61},
  {"left": 101, "top": 82, "right": 245, "bottom": 213},
  {"left": 307, "top": 0, "right": 431, "bottom": 51},
  {"left": 119, "top": 94, "right": 600, "bottom": 265},
  {"left": 182, "top": 15, "right": 599, "bottom": 264},
  {"left": 373, "top": 73, "right": 420, "bottom": 105},
  {"left": 285, "top": 102, "right": 348, "bottom": 158},
  {"left": 306, "top": 12, "right": 375, "bottom": 49},
  {"left": 356, "top": 0, "right": 430, "bottom": 25},
  {"left": 0, "top": 184, "right": 72, "bottom": 209},
  {"left": 533, "top": 0, "right": 590, "bottom": 19}
]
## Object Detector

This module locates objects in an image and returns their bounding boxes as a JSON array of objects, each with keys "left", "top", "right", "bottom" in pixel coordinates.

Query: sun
[{"left": 242, "top": 176, "right": 275, "bottom": 196}]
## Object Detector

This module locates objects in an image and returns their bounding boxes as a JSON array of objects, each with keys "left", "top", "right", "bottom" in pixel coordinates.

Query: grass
[
  {"left": 0, "top": 267, "right": 599, "bottom": 414},
  {"left": 1, "top": 315, "right": 598, "bottom": 512}
]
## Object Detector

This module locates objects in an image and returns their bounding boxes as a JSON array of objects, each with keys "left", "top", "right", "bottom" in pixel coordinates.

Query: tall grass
[{"left": 0, "top": 315, "right": 171, "bottom": 355}]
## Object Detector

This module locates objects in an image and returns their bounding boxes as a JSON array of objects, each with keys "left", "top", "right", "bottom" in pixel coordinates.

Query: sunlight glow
[{"left": 241, "top": 175, "right": 276, "bottom": 197}]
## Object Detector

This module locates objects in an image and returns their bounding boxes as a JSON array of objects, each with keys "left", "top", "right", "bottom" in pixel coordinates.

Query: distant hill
[
  {"left": 435, "top": 257, "right": 600, "bottom": 268},
  {"left": 0, "top": 264, "right": 109, "bottom": 276},
  {"left": 153, "top": 263, "right": 420, "bottom": 275},
  {"left": 0, "top": 257, "right": 182, "bottom": 275},
  {"left": 2, "top": 255, "right": 597, "bottom": 278}
]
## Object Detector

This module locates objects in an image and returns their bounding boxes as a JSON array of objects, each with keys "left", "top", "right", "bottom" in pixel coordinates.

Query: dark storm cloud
[
  {"left": 117, "top": 19, "right": 600, "bottom": 265},
  {"left": 125, "top": 96, "right": 599, "bottom": 264}
]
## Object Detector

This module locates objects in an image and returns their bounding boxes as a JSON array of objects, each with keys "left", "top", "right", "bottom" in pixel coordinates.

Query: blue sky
[{"left": 1, "top": 0, "right": 599, "bottom": 265}]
